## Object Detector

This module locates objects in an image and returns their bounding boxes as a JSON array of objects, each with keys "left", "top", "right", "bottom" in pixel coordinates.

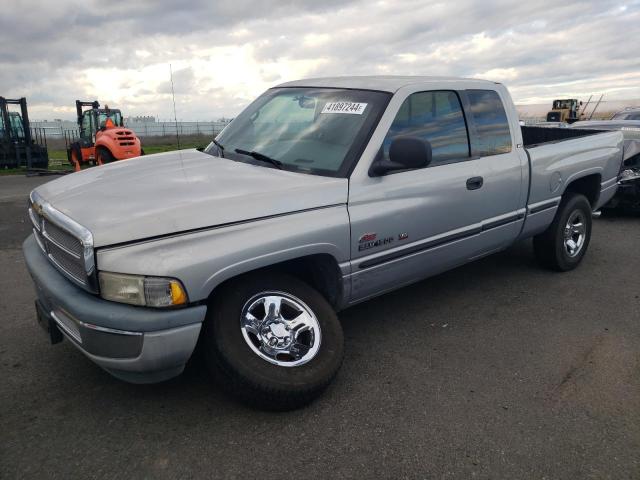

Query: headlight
[{"left": 98, "top": 272, "right": 188, "bottom": 307}]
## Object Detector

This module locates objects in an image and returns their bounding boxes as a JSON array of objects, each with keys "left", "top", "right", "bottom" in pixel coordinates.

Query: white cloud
[{"left": 1, "top": 0, "right": 638, "bottom": 120}]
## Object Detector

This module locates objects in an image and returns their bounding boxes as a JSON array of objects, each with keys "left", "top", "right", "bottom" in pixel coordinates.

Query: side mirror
[{"left": 369, "top": 137, "right": 432, "bottom": 176}]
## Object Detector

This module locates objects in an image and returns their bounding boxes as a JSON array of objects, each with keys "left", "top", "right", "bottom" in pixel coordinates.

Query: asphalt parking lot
[{"left": 1, "top": 175, "right": 639, "bottom": 479}]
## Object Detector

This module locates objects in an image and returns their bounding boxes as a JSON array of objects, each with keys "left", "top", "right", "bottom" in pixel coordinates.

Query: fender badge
[
  {"left": 359, "top": 233, "right": 377, "bottom": 243},
  {"left": 358, "top": 233, "right": 394, "bottom": 251}
]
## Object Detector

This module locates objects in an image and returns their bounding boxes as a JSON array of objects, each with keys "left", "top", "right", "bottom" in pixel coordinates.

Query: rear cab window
[{"left": 465, "top": 89, "right": 512, "bottom": 156}]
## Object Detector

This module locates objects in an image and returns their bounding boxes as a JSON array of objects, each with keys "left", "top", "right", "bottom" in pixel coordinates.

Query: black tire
[
  {"left": 533, "top": 193, "right": 592, "bottom": 271},
  {"left": 203, "top": 272, "right": 344, "bottom": 410},
  {"left": 96, "top": 146, "right": 115, "bottom": 164}
]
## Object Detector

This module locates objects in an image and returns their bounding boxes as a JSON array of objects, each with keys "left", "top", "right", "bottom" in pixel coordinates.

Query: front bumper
[{"left": 23, "top": 235, "right": 207, "bottom": 383}]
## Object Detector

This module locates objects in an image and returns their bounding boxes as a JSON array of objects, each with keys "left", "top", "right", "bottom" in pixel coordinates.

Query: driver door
[{"left": 347, "top": 89, "right": 518, "bottom": 303}]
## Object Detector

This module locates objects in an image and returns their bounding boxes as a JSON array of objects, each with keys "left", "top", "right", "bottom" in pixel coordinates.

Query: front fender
[{"left": 96, "top": 206, "right": 351, "bottom": 302}]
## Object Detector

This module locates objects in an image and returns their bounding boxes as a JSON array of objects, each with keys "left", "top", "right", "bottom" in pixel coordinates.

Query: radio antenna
[{"left": 169, "top": 63, "right": 181, "bottom": 149}]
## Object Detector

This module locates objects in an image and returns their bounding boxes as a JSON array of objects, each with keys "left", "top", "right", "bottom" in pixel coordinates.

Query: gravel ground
[{"left": 1, "top": 175, "right": 639, "bottom": 479}]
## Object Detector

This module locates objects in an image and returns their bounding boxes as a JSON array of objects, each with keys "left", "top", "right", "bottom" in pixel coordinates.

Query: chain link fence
[
  {"left": 25, "top": 120, "right": 230, "bottom": 170},
  {"left": 30, "top": 120, "right": 229, "bottom": 139}
]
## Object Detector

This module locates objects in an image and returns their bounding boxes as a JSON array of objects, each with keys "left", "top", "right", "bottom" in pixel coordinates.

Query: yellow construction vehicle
[{"left": 546, "top": 99, "right": 582, "bottom": 123}]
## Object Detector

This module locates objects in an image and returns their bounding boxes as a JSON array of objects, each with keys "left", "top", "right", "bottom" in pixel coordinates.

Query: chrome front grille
[
  {"left": 45, "top": 238, "right": 87, "bottom": 281},
  {"left": 29, "top": 191, "right": 97, "bottom": 292},
  {"left": 43, "top": 220, "right": 83, "bottom": 255}
]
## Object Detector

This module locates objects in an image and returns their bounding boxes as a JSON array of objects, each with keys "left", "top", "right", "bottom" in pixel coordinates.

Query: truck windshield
[{"left": 205, "top": 87, "right": 391, "bottom": 177}]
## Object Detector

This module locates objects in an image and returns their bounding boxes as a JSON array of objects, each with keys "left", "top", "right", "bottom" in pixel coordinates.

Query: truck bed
[
  {"left": 516, "top": 129, "right": 624, "bottom": 240},
  {"left": 524, "top": 129, "right": 623, "bottom": 209},
  {"left": 521, "top": 126, "right": 606, "bottom": 148}
]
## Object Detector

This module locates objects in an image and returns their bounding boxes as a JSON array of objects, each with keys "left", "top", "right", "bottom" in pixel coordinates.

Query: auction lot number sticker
[{"left": 321, "top": 102, "right": 368, "bottom": 115}]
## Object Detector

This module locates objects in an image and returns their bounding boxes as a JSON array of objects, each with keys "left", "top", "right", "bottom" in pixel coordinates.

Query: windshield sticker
[{"left": 321, "top": 102, "right": 368, "bottom": 115}]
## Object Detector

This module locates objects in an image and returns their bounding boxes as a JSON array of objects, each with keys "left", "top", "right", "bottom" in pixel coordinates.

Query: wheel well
[
  {"left": 212, "top": 254, "right": 344, "bottom": 309},
  {"left": 564, "top": 174, "right": 600, "bottom": 208}
]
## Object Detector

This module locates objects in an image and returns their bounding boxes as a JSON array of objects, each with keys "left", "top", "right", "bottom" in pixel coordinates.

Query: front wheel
[
  {"left": 533, "top": 193, "right": 593, "bottom": 271},
  {"left": 203, "top": 272, "right": 344, "bottom": 410}
]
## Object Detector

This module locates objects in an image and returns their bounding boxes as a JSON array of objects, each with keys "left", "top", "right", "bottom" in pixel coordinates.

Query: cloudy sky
[{"left": 2, "top": 0, "right": 639, "bottom": 120}]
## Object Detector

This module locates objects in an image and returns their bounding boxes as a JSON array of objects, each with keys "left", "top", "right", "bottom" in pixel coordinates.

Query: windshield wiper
[
  {"left": 212, "top": 139, "right": 225, "bottom": 157},
  {"left": 234, "top": 148, "right": 283, "bottom": 169}
]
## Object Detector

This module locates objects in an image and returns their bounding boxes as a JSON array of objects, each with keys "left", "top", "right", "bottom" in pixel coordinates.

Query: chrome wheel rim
[
  {"left": 240, "top": 292, "right": 321, "bottom": 367},
  {"left": 563, "top": 210, "right": 586, "bottom": 257}
]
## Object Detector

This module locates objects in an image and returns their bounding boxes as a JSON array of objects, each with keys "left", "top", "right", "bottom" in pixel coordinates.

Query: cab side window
[
  {"left": 382, "top": 90, "right": 470, "bottom": 167},
  {"left": 466, "top": 90, "right": 512, "bottom": 156},
  {"left": 10, "top": 114, "right": 25, "bottom": 139},
  {"left": 80, "top": 112, "right": 93, "bottom": 141}
]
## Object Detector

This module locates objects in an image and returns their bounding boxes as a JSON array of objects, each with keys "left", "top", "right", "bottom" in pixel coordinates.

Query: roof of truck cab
[{"left": 276, "top": 76, "right": 498, "bottom": 93}]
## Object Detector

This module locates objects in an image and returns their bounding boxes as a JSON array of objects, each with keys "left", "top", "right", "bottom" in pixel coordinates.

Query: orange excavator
[{"left": 66, "top": 100, "right": 142, "bottom": 171}]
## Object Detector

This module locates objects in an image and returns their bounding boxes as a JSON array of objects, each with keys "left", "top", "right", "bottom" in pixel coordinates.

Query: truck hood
[{"left": 34, "top": 149, "right": 348, "bottom": 247}]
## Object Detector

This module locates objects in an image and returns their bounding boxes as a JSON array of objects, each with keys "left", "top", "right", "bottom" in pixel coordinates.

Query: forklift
[
  {"left": 66, "top": 100, "right": 142, "bottom": 171},
  {"left": 0, "top": 97, "right": 49, "bottom": 170}
]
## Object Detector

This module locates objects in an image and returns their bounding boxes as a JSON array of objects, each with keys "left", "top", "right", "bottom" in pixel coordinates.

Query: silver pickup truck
[{"left": 24, "top": 77, "right": 624, "bottom": 409}]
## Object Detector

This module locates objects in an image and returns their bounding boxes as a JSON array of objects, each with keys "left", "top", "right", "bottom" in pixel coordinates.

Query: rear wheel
[
  {"left": 533, "top": 193, "right": 592, "bottom": 271},
  {"left": 95, "top": 146, "right": 115, "bottom": 165},
  {"left": 202, "top": 272, "right": 344, "bottom": 410}
]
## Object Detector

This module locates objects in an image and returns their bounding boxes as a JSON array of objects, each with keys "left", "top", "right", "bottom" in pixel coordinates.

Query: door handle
[{"left": 466, "top": 176, "right": 484, "bottom": 190}]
